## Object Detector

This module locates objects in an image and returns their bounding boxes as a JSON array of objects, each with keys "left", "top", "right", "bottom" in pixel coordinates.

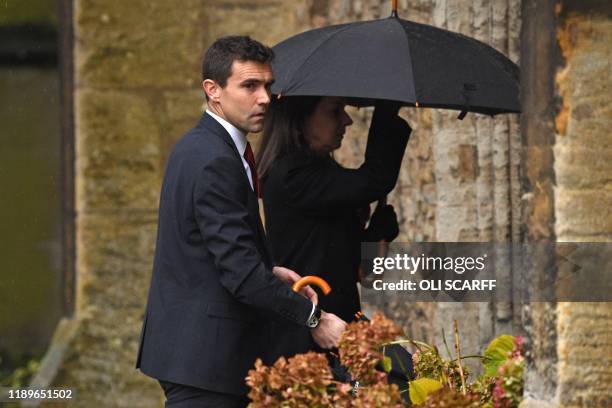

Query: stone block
[
  {"left": 76, "top": 89, "right": 162, "bottom": 211},
  {"left": 160, "top": 89, "right": 205, "bottom": 166},
  {"left": 555, "top": 145, "right": 612, "bottom": 189},
  {"left": 163, "top": 89, "right": 204, "bottom": 124},
  {"left": 519, "top": 398, "right": 558, "bottom": 408},
  {"left": 52, "top": 211, "right": 161, "bottom": 406},
  {"left": 557, "top": 302, "right": 612, "bottom": 407},
  {"left": 556, "top": 16, "right": 612, "bottom": 150},
  {"left": 435, "top": 205, "right": 479, "bottom": 241},
  {"left": 77, "top": 212, "right": 157, "bottom": 315},
  {"left": 559, "top": 115, "right": 612, "bottom": 149},
  {"left": 53, "top": 316, "right": 163, "bottom": 407},
  {"left": 555, "top": 188, "right": 612, "bottom": 238},
  {"left": 75, "top": 0, "right": 204, "bottom": 88},
  {"left": 202, "top": 0, "right": 311, "bottom": 48},
  {"left": 435, "top": 178, "right": 478, "bottom": 205}
]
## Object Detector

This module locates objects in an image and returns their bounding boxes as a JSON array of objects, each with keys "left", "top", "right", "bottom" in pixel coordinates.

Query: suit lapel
[
  {"left": 199, "top": 113, "right": 242, "bottom": 160},
  {"left": 199, "top": 113, "right": 271, "bottom": 261}
]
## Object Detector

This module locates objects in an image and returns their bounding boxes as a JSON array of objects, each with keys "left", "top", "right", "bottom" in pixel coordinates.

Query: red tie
[{"left": 244, "top": 142, "right": 260, "bottom": 198}]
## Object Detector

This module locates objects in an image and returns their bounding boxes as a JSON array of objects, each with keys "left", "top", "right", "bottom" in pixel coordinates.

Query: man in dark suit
[{"left": 136, "top": 36, "right": 346, "bottom": 407}]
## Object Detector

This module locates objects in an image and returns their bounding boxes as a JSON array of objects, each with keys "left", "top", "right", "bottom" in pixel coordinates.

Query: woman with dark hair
[{"left": 257, "top": 96, "right": 410, "bottom": 359}]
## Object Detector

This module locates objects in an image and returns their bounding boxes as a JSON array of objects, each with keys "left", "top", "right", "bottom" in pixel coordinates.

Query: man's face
[{"left": 206, "top": 60, "right": 274, "bottom": 134}]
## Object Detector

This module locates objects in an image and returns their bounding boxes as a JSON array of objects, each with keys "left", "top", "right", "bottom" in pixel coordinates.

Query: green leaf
[
  {"left": 483, "top": 335, "right": 515, "bottom": 377},
  {"left": 409, "top": 378, "right": 443, "bottom": 405},
  {"left": 381, "top": 356, "right": 392, "bottom": 373}
]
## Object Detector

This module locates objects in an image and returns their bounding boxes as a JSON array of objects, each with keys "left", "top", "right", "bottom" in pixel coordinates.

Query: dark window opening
[{"left": 0, "top": 0, "right": 73, "bottom": 387}]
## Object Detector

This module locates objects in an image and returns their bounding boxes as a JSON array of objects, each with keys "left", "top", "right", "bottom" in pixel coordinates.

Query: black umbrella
[{"left": 271, "top": 1, "right": 520, "bottom": 118}]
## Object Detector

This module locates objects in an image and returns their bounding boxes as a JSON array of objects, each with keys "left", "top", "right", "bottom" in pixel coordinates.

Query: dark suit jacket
[
  {"left": 136, "top": 113, "right": 312, "bottom": 396},
  {"left": 261, "top": 109, "right": 409, "bottom": 358}
]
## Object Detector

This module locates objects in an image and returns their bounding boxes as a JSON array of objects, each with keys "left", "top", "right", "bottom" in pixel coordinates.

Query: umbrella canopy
[{"left": 271, "top": 16, "right": 520, "bottom": 116}]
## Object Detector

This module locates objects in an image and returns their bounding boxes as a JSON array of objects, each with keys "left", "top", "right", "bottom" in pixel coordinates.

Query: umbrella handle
[
  {"left": 376, "top": 196, "right": 389, "bottom": 258},
  {"left": 292, "top": 276, "right": 332, "bottom": 302}
]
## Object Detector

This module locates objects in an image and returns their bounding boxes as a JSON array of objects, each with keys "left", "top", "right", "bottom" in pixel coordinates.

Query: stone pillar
[
  {"left": 521, "top": 1, "right": 612, "bottom": 406},
  {"left": 553, "top": 1, "right": 612, "bottom": 406},
  {"left": 519, "top": 0, "right": 560, "bottom": 403}
]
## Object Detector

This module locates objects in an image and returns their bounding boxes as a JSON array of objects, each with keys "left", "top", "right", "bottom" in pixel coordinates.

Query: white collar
[{"left": 206, "top": 109, "right": 247, "bottom": 157}]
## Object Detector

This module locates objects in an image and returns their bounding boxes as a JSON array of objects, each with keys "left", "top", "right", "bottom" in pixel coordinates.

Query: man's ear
[{"left": 203, "top": 79, "right": 221, "bottom": 102}]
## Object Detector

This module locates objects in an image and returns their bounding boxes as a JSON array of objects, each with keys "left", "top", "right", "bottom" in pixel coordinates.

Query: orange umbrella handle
[{"left": 292, "top": 276, "right": 332, "bottom": 296}]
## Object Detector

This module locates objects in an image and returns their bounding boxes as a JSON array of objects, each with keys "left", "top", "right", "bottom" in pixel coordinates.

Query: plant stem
[
  {"left": 453, "top": 320, "right": 467, "bottom": 395},
  {"left": 457, "top": 355, "right": 485, "bottom": 360},
  {"left": 441, "top": 328, "right": 453, "bottom": 360}
]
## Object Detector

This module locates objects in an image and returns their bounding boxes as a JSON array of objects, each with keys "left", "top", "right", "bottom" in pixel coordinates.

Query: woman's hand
[
  {"left": 366, "top": 204, "right": 400, "bottom": 242},
  {"left": 371, "top": 101, "right": 412, "bottom": 139},
  {"left": 374, "top": 100, "right": 403, "bottom": 117},
  {"left": 272, "top": 266, "right": 318, "bottom": 305}
]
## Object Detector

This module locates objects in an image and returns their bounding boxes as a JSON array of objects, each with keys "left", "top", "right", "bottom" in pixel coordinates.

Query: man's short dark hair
[{"left": 202, "top": 36, "right": 274, "bottom": 91}]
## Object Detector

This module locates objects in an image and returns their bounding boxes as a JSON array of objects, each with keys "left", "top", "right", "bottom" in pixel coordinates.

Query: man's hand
[
  {"left": 311, "top": 311, "right": 347, "bottom": 349},
  {"left": 272, "top": 266, "right": 318, "bottom": 305}
]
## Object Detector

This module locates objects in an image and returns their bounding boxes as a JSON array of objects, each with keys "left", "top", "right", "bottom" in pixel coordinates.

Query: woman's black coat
[{"left": 261, "top": 108, "right": 410, "bottom": 361}]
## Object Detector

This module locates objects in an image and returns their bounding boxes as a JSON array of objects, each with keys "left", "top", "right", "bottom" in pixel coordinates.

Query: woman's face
[{"left": 303, "top": 97, "right": 354, "bottom": 155}]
